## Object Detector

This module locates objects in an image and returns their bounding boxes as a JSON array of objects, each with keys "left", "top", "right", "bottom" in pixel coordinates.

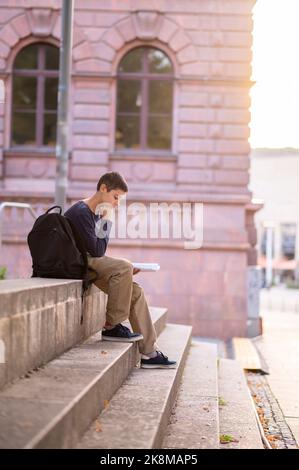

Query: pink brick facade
[{"left": 0, "top": 0, "right": 260, "bottom": 339}]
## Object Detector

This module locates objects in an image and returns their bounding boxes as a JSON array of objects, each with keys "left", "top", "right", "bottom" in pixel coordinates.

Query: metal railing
[{"left": 0, "top": 202, "right": 38, "bottom": 251}]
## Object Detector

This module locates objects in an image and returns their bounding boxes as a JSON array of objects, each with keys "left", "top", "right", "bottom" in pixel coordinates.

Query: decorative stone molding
[
  {"left": 132, "top": 11, "right": 163, "bottom": 41},
  {"left": 26, "top": 8, "right": 59, "bottom": 38},
  {"left": 0, "top": 10, "right": 93, "bottom": 70},
  {"left": 0, "top": 7, "right": 200, "bottom": 76},
  {"left": 99, "top": 12, "right": 197, "bottom": 76},
  {"left": 132, "top": 162, "right": 154, "bottom": 181}
]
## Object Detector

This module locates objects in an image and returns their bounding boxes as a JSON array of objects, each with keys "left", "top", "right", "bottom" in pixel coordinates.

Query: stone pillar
[{"left": 246, "top": 200, "right": 264, "bottom": 337}]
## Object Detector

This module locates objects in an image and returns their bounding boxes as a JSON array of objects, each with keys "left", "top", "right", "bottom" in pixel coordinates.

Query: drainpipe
[{"left": 55, "top": 0, "right": 74, "bottom": 213}]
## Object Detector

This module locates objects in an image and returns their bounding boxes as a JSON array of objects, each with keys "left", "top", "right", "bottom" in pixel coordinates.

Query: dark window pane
[
  {"left": 149, "top": 80, "right": 173, "bottom": 114},
  {"left": 14, "top": 44, "right": 38, "bottom": 69},
  {"left": 45, "top": 77, "right": 58, "bottom": 110},
  {"left": 12, "top": 112, "right": 36, "bottom": 145},
  {"left": 13, "top": 76, "right": 37, "bottom": 108},
  {"left": 117, "top": 79, "right": 142, "bottom": 113},
  {"left": 116, "top": 116, "right": 140, "bottom": 149},
  {"left": 118, "top": 47, "right": 143, "bottom": 73},
  {"left": 281, "top": 223, "right": 296, "bottom": 260},
  {"left": 43, "top": 113, "right": 57, "bottom": 146},
  {"left": 148, "top": 48, "right": 173, "bottom": 74},
  {"left": 148, "top": 116, "right": 171, "bottom": 149},
  {"left": 45, "top": 45, "right": 59, "bottom": 70}
]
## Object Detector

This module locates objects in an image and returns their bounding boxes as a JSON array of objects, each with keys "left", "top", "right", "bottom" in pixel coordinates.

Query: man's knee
[
  {"left": 118, "top": 259, "right": 134, "bottom": 275},
  {"left": 132, "top": 282, "right": 144, "bottom": 301}
]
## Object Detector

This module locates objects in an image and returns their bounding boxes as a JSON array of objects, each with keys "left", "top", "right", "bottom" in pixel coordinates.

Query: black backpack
[{"left": 27, "top": 205, "right": 97, "bottom": 321}]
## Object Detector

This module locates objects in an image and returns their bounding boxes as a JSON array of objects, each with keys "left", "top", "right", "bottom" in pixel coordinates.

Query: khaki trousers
[{"left": 87, "top": 255, "right": 158, "bottom": 355}]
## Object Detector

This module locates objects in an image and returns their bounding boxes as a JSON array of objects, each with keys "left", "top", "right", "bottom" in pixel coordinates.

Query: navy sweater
[{"left": 65, "top": 201, "right": 111, "bottom": 258}]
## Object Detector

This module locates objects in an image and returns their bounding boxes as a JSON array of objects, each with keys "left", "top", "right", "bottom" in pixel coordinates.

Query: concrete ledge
[
  {"left": 0, "top": 279, "right": 107, "bottom": 389},
  {"left": 76, "top": 323, "right": 192, "bottom": 449},
  {"left": 163, "top": 341, "right": 219, "bottom": 449},
  {"left": 218, "top": 358, "right": 263, "bottom": 449},
  {"left": 0, "top": 308, "right": 167, "bottom": 449}
]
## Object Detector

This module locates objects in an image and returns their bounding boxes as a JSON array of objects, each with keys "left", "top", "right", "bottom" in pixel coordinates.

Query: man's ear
[{"left": 99, "top": 183, "right": 108, "bottom": 193}]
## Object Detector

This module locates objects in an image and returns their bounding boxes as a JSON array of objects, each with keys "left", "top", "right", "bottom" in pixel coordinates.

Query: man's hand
[
  {"left": 133, "top": 267, "right": 140, "bottom": 275},
  {"left": 96, "top": 203, "right": 114, "bottom": 221}
]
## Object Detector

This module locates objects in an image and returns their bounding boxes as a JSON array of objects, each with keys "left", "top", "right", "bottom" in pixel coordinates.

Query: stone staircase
[{"left": 0, "top": 279, "right": 264, "bottom": 449}]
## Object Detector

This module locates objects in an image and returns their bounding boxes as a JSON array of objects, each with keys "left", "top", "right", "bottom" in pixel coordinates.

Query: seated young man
[{"left": 65, "top": 171, "right": 176, "bottom": 369}]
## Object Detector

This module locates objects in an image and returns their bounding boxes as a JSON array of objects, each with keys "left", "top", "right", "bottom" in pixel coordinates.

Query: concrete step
[
  {"left": 218, "top": 358, "right": 264, "bottom": 449},
  {"left": 76, "top": 323, "right": 192, "bottom": 449},
  {"left": 0, "top": 307, "right": 167, "bottom": 449},
  {"left": 0, "top": 278, "right": 107, "bottom": 388},
  {"left": 163, "top": 341, "right": 219, "bottom": 449}
]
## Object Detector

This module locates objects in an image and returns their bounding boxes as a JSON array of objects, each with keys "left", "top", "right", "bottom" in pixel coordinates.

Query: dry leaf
[
  {"left": 101, "top": 350, "right": 108, "bottom": 355},
  {"left": 95, "top": 419, "right": 102, "bottom": 432}
]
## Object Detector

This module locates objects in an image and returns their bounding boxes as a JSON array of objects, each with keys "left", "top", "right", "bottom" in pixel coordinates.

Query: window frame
[
  {"left": 280, "top": 222, "right": 297, "bottom": 260},
  {"left": 10, "top": 43, "right": 59, "bottom": 150},
  {"left": 115, "top": 46, "right": 174, "bottom": 154}
]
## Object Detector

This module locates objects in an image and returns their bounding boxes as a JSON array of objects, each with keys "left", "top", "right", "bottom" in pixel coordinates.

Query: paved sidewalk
[
  {"left": 255, "top": 308, "right": 299, "bottom": 445},
  {"left": 260, "top": 286, "right": 299, "bottom": 313}
]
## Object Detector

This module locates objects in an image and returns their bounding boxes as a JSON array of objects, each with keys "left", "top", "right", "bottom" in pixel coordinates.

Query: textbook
[{"left": 132, "top": 263, "right": 160, "bottom": 272}]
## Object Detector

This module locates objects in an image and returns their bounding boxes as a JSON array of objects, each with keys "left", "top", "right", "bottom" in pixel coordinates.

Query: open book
[{"left": 132, "top": 263, "right": 160, "bottom": 272}]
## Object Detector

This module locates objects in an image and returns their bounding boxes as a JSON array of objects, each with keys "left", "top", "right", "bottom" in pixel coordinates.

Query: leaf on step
[
  {"left": 104, "top": 399, "right": 109, "bottom": 409},
  {"left": 95, "top": 419, "right": 102, "bottom": 433},
  {"left": 220, "top": 434, "right": 239, "bottom": 444},
  {"left": 101, "top": 350, "right": 108, "bottom": 355},
  {"left": 267, "top": 434, "right": 278, "bottom": 442},
  {"left": 218, "top": 397, "right": 227, "bottom": 406},
  {"left": 19, "top": 421, "right": 33, "bottom": 428},
  {"left": 202, "top": 406, "right": 210, "bottom": 412}
]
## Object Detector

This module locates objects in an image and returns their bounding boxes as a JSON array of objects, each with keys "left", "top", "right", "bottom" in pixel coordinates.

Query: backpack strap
[
  {"left": 46, "top": 205, "right": 62, "bottom": 214},
  {"left": 65, "top": 216, "right": 88, "bottom": 267},
  {"left": 65, "top": 215, "right": 99, "bottom": 324}
]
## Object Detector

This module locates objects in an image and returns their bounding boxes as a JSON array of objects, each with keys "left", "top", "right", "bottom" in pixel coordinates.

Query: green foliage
[
  {"left": 0, "top": 266, "right": 7, "bottom": 280},
  {"left": 220, "top": 434, "right": 238, "bottom": 444},
  {"left": 219, "top": 397, "right": 227, "bottom": 406}
]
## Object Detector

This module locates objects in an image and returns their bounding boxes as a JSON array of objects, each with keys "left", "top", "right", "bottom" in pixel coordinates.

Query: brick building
[{"left": 0, "top": 0, "right": 260, "bottom": 339}]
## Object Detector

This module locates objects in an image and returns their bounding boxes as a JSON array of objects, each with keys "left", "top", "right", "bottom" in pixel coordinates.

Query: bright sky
[{"left": 250, "top": 0, "right": 299, "bottom": 148}]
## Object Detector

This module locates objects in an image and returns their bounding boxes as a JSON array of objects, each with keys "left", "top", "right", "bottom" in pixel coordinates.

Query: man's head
[{"left": 96, "top": 172, "right": 128, "bottom": 208}]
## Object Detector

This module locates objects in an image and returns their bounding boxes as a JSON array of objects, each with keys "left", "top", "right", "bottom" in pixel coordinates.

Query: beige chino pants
[{"left": 87, "top": 255, "right": 158, "bottom": 355}]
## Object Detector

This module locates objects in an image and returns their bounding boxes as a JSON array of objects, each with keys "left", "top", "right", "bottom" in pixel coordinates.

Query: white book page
[{"left": 132, "top": 263, "right": 160, "bottom": 272}]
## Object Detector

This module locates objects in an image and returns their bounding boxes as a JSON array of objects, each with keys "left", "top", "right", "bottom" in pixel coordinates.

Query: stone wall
[
  {"left": 0, "top": 0, "right": 260, "bottom": 339},
  {"left": 0, "top": 278, "right": 107, "bottom": 388}
]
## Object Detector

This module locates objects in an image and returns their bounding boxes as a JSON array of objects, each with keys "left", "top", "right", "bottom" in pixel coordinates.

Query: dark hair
[{"left": 96, "top": 172, "right": 128, "bottom": 192}]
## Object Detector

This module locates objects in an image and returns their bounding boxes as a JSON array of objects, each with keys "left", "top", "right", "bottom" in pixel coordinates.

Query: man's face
[{"left": 99, "top": 184, "right": 126, "bottom": 208}]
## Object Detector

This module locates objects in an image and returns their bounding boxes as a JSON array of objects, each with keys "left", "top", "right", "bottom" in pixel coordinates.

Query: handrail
[{"left": 0, "top": 202, "right": 38, "bottom": 251}]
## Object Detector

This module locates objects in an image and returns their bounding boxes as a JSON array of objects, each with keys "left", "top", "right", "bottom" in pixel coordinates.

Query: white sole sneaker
[
  {"left": 140, "top": 363, "right": 177, "bottom": 369},
  {"left": 102, "top": 334, "right": 143, "bottom": 343}
]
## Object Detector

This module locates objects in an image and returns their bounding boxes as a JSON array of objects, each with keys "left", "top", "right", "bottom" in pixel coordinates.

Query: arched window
[
  {"left": 11, "top": 43, "right": 59, "bottom": 147},
  {"left": 116, "top": 47, "right": 174, "bottom": 152}
]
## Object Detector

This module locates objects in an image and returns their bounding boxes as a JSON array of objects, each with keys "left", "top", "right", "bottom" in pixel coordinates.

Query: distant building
[
  {"left": 0, "top": 0, "right": 259, "bottom": 339},
  {"left": 250, "top": 148, "right": 299, "bottom": 285}
]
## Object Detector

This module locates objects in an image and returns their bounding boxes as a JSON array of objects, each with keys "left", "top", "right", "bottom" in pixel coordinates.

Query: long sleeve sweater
[{"left": 64, "top": 200, "right": 112, "bottom": 258}]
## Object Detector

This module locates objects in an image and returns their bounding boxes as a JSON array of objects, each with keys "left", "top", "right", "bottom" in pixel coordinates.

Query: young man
[{"left": 65, "top": 171, "right": 176, "bottom": 369}]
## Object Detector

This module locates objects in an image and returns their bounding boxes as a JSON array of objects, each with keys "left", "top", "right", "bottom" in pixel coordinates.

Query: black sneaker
[
  {"left": 102, "top": 323, "right": 143, "bottom": 343},
  {"left": 140, "top": 351, "right": 177, "bottom": 369}
]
